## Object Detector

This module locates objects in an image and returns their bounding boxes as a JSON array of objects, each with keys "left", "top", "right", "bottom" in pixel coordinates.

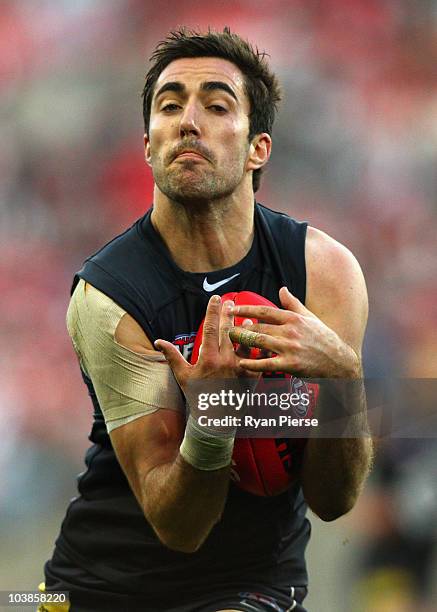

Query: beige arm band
[
  {"left": 179, "top": 415, "right": 236, "bottom": 471},
  {"left": 66, "top": 279, "right": 185, "bottom": 432}
]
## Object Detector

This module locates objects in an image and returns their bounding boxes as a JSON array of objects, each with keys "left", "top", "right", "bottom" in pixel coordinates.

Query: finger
[
  {"left": 219, "top": 299, "right": 235, "bottom": 352},
  {"left": 234, "top": 319, "right": 253, "bottom": 358},
  {"left": 237, "top": 366, "right": 262, "bottom": 380},
  {"left": 233, "top": 305, "right": 290, "bottom": 324},
  {"left": 238, "top": 356, "right": 283, "bottom": 372},
  {"left": 229, "top": 327, "right": 282, "bottom": 353},
  {"left": 246, "top": 323, "right": 284, "bottom": 336},
  {"left": 154, "top": 339, "right": 191, "bottom": 381},
  {"left": 201, "top": 295, "right": 221, "bottom": 356},
  {"left": 279, "top": 286, "right": 308, "bottom": 315},
  {"left": 242, "top": 318, "right": 254, "bottom": 328}
]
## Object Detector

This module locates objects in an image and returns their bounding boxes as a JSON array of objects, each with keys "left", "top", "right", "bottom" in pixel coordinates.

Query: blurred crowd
[{"left": 1, "top": 1, "right": 436, "bottom": 609}]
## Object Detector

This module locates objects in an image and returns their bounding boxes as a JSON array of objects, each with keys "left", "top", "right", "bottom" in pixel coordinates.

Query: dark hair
[{"left": 142, "top": 27, "right": 281, "bottom": 192}]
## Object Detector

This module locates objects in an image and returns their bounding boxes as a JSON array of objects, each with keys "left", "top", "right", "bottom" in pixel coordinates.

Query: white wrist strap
[{"left": 179, "top": 415, "right": 236, "bottom": 471}]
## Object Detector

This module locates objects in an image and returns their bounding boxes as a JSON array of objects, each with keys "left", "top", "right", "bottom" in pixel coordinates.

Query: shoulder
[
  {"left": 72, "top": 212, "right": 169, "bottom": 339},
  {"left": 256, "top": 202, "right": 307, "bottom": 232},
  {"left": 69, "top": 280, "right": 155, "bottom": 353},
  {"left": 84, "top": 216, "right": 149, "bottom": 271},
  {"left": 305, "top": 226, "right": 365, "bottom": 285},
  {"left": 305, "top": 226, "right": 368, "bottom": 350}
]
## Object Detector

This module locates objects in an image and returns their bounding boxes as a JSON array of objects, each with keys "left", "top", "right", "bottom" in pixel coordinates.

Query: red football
[{"left": 190, "top": 291, "right": 318, "bottom": 496}]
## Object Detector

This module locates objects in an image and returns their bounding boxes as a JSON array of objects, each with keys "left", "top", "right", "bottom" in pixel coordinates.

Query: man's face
[{"left": 145, "top": 57, "right": 254, "bottom": 205}]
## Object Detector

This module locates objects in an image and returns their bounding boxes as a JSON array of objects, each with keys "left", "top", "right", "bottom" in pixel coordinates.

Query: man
[{"left": 40, "top": 28, "right": 372, "bottom": 612}]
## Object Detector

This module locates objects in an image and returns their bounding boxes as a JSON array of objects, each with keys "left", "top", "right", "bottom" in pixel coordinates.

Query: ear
[
  {"left": 144, "top": 133, "right": 152, "bottom": 167},
  {"left": 246, "top": 133, "right": 272, "bottom": 172}
]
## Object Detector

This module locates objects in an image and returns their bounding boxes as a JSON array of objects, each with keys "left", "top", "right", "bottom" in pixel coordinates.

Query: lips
[
  {"left": 175, "top": 151, "right": 206, "bottom": 161},
  {"left": 172, "top": 147, "right": 210, "bottom": 163}
]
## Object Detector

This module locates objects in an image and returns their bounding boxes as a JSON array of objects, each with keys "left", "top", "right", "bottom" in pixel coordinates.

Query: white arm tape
[{"left": 66, "top": 279, "right": 185, "bottom": 430}]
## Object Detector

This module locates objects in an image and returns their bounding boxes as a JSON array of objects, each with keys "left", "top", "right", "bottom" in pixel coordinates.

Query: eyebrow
[
  {"left": 200, "top": 81, "right": 238, "bottom": 101},
  {"left": 154, "top": 80, "right": 238, "bottom": 103}
]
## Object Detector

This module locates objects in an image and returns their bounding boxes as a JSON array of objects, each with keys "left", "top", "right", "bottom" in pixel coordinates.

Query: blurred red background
[{"left": 1, "top": 2, "right": 436, "bottom": 609}]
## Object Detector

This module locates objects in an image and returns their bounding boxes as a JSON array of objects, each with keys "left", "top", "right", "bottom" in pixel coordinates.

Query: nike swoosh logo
[{"left": 203, "top": 273, "right": 240, "bottom": 292}]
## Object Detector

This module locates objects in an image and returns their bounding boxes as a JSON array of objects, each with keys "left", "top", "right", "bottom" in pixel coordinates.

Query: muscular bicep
[
  {"left": 305, "top": 226, "right": 368, "bottom": 355},
  {"left": 110, "top": 409, "right": 185, "bottom": 509}
]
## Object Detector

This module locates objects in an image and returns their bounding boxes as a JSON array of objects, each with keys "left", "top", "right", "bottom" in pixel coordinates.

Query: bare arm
[
  {"left": 110, "top": 408, "right": 231, "bottom": 553},
  {"left": 299, "top": 227, "right": 373, "bottom": 521},
  {"left": 111, "top": 295, "right": 243, "bottom": 552},
  {"left": 231, "top": 227, "right": 373, "bottom": 521}
]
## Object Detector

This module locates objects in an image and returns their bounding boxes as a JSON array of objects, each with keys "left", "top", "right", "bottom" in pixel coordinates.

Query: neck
[{"left": 151, "top": 183, "right": 255, "bottom": 272}]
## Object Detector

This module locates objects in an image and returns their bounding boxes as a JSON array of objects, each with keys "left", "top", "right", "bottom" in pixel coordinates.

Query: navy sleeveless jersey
[{"left": 50, "top": 202, "right": 310, "bottom": 608}]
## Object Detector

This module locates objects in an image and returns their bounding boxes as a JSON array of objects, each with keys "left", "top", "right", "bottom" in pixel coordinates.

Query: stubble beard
[{"left": 152, "top": 153, "right": 248, "bottom": 211}]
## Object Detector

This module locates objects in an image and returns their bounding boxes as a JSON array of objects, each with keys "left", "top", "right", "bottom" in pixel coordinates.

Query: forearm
[
  {"left": 140, "top": 410, "right": 236, "bottom": 553},
  {"left": 301, "top": 375, "right": 373, "bottom": 521},
  {"left": 301, "top": 435, "right": 373, "bottom": 521},
  {"left": 142, "top": 453, "right": 231, "bottom": 552}
]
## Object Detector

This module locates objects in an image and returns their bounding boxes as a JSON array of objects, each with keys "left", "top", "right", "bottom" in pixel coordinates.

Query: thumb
[
  {"left": 279, "top": 286, "right": 307, "bottom": 314},
  {"left": 154, "top": 339, "right": 190, "bottom": 381}
]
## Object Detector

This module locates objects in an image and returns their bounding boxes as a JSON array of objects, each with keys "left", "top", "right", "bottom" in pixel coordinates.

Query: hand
[
  {"left": 155, "top": 296, "right": 259, "bottom": 416},
  {"left": 230, "top": 287, "right": 360, "bottom": 378}
]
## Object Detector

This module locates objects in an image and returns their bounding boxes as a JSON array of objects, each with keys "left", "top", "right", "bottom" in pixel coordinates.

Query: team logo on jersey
[
  {"left": 290, "top": 377, "right": 311, "bottom": 417},
  {"left": 173, "top": 332, "right": 197, "bottom": 360}
]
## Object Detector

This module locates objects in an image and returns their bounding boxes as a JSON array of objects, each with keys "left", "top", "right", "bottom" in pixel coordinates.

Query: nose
[{"left": 179, "top": 101, "right": 201, "bottom": 138}]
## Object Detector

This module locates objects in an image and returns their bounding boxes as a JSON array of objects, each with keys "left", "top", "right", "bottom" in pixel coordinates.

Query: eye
[
  {"left": 208, "top": 105, "right": 227, "bottom": 113},
  {"left": 161, "top": 103, "right": 180, "bottom": 112}
]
